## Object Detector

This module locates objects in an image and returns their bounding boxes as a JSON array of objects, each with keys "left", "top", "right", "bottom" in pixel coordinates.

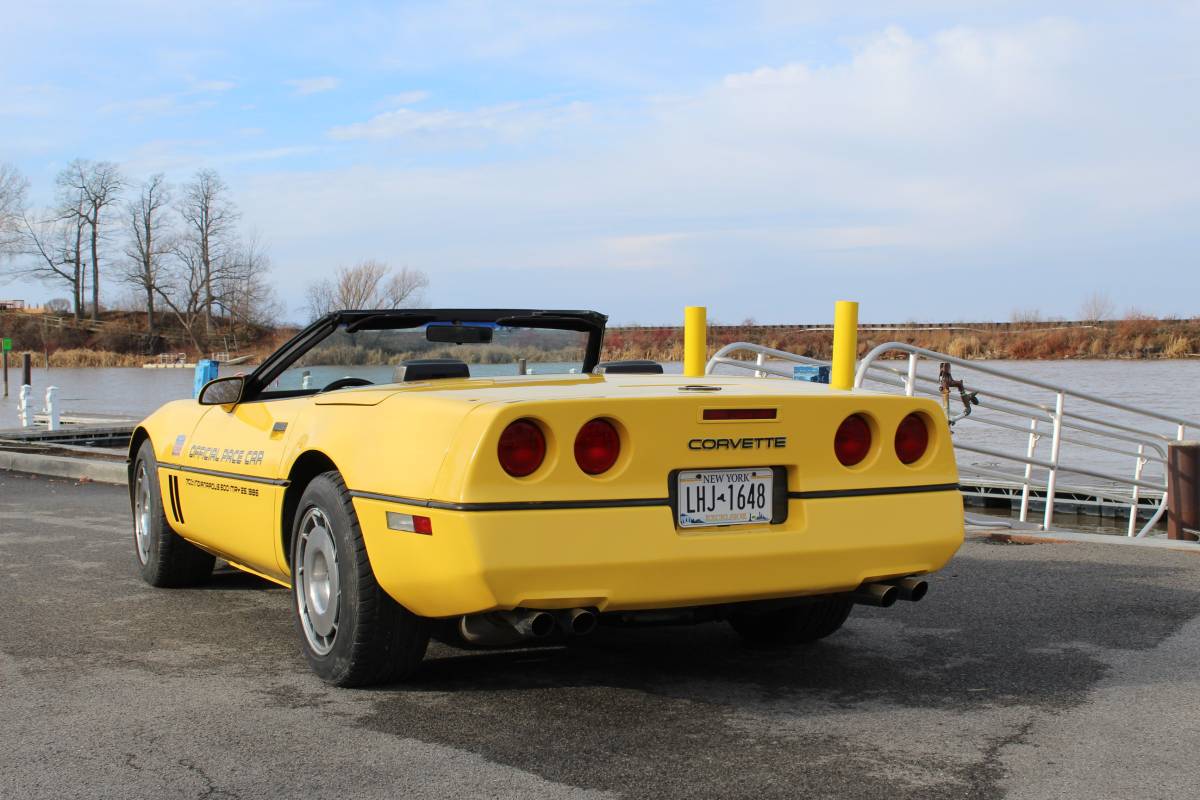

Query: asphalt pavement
[{"left": 2, "top": 470, "right": 1199, "bottom": 799}]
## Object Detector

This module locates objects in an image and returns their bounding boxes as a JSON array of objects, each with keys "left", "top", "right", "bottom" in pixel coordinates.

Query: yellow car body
[{"left": 132, "top": 370, "right": 963, "bottom": 618}]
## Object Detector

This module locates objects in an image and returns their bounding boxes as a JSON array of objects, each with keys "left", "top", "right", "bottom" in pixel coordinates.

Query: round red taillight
[
  {"left": 834, "top": 414, "right": 872, "bottom": 466},
  {"left": 575, "top": 418, "right": 621, "bottom": 475},
  {"left": 895, "top": 413, "right": 930, "bottom": 464},
  {"left": 498, "top": 419, "right": 546, "bottom": 477}
]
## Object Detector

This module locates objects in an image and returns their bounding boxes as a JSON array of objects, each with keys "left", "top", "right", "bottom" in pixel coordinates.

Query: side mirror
[{"left": 198, "top": 376, "right": 245, "bottom": 406}]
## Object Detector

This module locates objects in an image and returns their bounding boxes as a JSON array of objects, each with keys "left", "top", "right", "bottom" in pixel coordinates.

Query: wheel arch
[
  {"left": 127, "top": 427, "right": 152, "bottom": 504},
  {"left": 281, "top": 450, "right": 341, "bottom": 567}
]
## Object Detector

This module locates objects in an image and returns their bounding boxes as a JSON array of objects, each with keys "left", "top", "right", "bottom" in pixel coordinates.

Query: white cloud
[
  {"left": 239, "top": 19, "right": 1200, "bottom": 320},
  {"left": 286, "top": 76, "right": 340, "bottom": 95},
  {"left": 328, "top": 99, "right": 590, "bottom": 141},
  {"left": 379, "top": 90, "right": 430, "bottom": 107},
  {"left": 192, "top": 79, "right": 236, "bottom": 92}
]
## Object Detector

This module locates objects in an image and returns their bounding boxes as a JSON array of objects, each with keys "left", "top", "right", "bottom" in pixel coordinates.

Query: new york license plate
[{"left": 677, "top": 468, "right": 774, "bottom": 528}]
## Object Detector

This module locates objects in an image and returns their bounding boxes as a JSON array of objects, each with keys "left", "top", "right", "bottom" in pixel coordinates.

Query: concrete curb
[{"left": 0, "top": 452, "right": 127, "bottom": 485}]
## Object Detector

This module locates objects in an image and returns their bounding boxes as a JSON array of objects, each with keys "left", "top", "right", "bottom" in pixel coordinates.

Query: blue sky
[{"left": 3, "top": 1, "right": 1198, "bottom": 324}]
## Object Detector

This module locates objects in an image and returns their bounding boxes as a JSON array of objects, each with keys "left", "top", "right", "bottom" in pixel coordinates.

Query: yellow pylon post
[
  {"left": 684, "top": 306, "right": 707, "bottom": 377},
  {"left": 831, "top": 300, "right": 859, "bottom": 390}
]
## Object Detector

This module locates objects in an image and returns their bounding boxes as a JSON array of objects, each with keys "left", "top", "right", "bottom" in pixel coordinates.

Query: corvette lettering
[{"left": 688, "top": 437, "right": 787, "bottom": 450}]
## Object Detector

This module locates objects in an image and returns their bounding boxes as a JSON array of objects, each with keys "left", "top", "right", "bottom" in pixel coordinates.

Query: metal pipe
[
  {"left": 1020, "top": 418, "right": 1038, "bottom": 523},
  {"left": 1129, "top": 444, "right": 1146, "bottom": 537},
  {"left": 856, "top": 341, "right": 1200, "bottom": 429},
  {"left": 556, "top": 608, "right": 598, "bottom": 636},
  {"left": 684, "top": 306, "right": 707, "bottom": 377},
  {"left": 1043, "top": 392, "right": 1065, "bottom": 531},
  {"left": 847, "top": 583, "right": 898, "bottom": 607},
  {"left": 830, "top": 300, "right": 858, "bottom": 390},
  {"left": 507, "top": 609, "right": 557, "bottom": 638},
  {"left": 885, "top": 577, "right": 928, "bottom": 602},
  {"left": 904, "top": 353, "right": 918, "bottom": 397}
]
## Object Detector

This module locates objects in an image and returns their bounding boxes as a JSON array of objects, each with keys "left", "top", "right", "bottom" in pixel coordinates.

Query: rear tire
[
  {"left": 291, "top": 471, "right": 429, "bottom": 686},
  {"left": 729, "top": 597, "right": 853, "bottom": 646},
  {"left": 131, "top": 439, "right": 215, "bottom": 587}
]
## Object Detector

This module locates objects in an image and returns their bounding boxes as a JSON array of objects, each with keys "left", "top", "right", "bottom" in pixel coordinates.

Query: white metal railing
[{"left": 706, "top": 341, "right": 1198, "bottom": 537}]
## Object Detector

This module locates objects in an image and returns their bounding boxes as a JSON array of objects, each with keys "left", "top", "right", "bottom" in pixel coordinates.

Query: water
[
  {"left": 3, "top": 360, "right": 1196, "bottom": 482},
  {"left": 0, "top": 362, "right": 606, "bottom": 421}
]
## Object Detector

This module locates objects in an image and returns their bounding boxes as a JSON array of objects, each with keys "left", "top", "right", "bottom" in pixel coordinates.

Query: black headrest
[
  {"left": 595, "top": 360, "right": 664, "bottom": 375},
  {"left": 394, "top": 358, "right": 470, "bottom": 382}
]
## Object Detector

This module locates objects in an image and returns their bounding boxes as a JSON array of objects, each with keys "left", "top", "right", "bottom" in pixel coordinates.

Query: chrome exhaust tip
[
  {"left": 848, "top": 582, "right": 899, "bottom": 607},
  {"left": 557, "top": 608, "right": 598, "bottom": 636},
  {"left": 511, "top": 610, "right": 557, "bottom": 638},
  {"left": 887, "top": 577, "right": 928, "bottom": 602}
]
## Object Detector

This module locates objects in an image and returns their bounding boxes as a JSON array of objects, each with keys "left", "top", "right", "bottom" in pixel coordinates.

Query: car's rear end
[{"left": 350, "top": 374, "right": 963, "bottom": 618}]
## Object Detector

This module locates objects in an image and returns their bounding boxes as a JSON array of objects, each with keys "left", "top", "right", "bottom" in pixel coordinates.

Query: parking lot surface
[{"left": 2, "top": 471, "right": 1199, "bottom": 799}]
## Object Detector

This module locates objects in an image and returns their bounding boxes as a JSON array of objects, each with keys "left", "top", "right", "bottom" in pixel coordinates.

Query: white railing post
[
  {"left": 754, "top": 352, "right": 766, "bottom": 378},
  {"left": 1043, "top": 391, "right": 1065, "bottom": 530},
  {"left": 45, "top": 386, "right": 60, "bottom": 431},
  {"left": 1128, "top": 444, "right": 1146, "bottom": 537},
  {"left": 904, "top": 353, "right": 918, "bottom": 396},
  {"left": 1019, "top": 418, "right": 1039, "bottom": 522},
  {"left": 18, "top": 384, "right": 33, "bottom": 427}
]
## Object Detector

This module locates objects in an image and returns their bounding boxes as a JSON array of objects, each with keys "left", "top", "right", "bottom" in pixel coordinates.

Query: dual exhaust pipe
[
  {"left": 459, "top": 607, "right": 598, "bottom": 646},
  {"left": 847, "top": 577, "right": 928, "bottom": 608}
]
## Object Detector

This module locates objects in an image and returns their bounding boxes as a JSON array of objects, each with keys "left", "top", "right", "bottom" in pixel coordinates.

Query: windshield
[{"left": 271, "top": 322, "right": 589, "bottom": 391}]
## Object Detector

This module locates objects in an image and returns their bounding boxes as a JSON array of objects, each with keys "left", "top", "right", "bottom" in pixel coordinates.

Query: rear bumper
[{"left": 353, "top": 489, "right": 965, "bottom": 618}]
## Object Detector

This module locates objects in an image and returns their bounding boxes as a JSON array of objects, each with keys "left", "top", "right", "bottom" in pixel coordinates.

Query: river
[{"left": 3, "top": 359, "right": 1197, "bottom": 489}]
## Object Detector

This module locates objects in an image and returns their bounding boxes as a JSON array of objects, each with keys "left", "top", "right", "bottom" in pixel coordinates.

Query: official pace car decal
[
  {"left": 187, "top": 443, "right": 266, "bottom": 466},
  {"left": 171, "top": 434, "right": 186, "bottom": 456}
]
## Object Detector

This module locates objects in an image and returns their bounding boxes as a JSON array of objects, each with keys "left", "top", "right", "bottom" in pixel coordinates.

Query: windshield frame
[{"left": 240, "top": 308, "right": 607, "bottom": 402}]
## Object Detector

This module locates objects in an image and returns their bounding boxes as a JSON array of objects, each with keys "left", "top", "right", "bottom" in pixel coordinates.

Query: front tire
[
  {"left": 729, "top": 597, "right": 853, "bottom": 646},
  {"left": 291, "top": 472, "right": 429, "bottom": 686},
  {"left": 131, "top": 439, "right": 215, "bottom": 587}
]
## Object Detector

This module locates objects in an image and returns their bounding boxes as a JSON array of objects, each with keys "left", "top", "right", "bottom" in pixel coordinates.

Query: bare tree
[
  {"left": 17, "top": 209, "right": 87, "bottom": 319},
  {"left": 156, "top": 237, "right": 209, "bottom": 353},
  {"left": 122, "top": 174, "right": 172, "bottom": 337},
  {"left": 305, "top": 260, "right": 430, "bottom": 321},
  {"left": 178, "top": 169, "right": 239, "bottom": 335},
  {"left": 218, "top": 232, "right": 280, "bottom": 328},
  {"left": 382, "top": 266, "right": 429, "bottom": 307},
  {"left": 57, "top": 159, "right": 123, "bottom": 320},
  {"left": 0, "top": 162, "right": 29, "bottom": 260},
  {"left": 1079, "top": 291, "right": 1115, "bottom": 323}
]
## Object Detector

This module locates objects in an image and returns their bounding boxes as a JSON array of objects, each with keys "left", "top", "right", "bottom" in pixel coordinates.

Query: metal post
[
  {"left": 2, "top": 350, "right": 7, "bottom": 398},
  {"left": 45, "top": 386, "right": 60, "bottom": 431},
  {"left": 754, "top": 352, "right": 766, "bottom": 378},
  {"left": 904, "top": 353, "right": 918, "bottom": 396},
  {"left": 1128, "top": 444, "right": 1146, "bottom": 537},
  {"left": 684, "top": 306, "right": 707, "bottom": 377},
  {"left": 18, "top": 384, "right": 32, "bottom": 427},
  {"left": 1042, "top": 391, "right": 1065, "bottom": 530},
  {"left": 517, "top": 358, "right": 527, "bottom": 376},
  {"left": 830, "top": 300, "right": 858, "bottom": 390},
  {"left": 22, "top": 352, "right": 32, "bottom": 387},
  {"left": 1019, "top": 418, "right": 1039, "bottom": 523},
  {"left": 1166, "top": 441, "right": 1199, "bottom": 541}
]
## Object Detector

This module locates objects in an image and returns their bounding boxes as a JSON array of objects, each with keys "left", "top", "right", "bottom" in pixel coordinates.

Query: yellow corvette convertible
[{"left": 129, "top": 308, "right": 963, "bottom": 686}]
